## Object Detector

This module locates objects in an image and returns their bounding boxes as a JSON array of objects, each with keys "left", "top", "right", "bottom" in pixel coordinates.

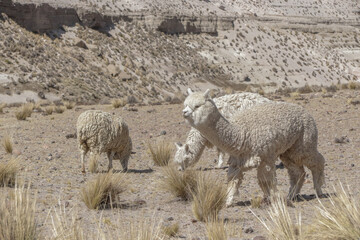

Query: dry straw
[
  {"left": 0, "top": 157, "right": 19, "bottom": 187},
  {"left": 148, "top": 140, "right": 173, "bottom": 166},
  {"left": 81, "top": 172, "right": 127, "bottom": 209},
  {"left": 2, "top": 134, "right": 13, "bottom": 154}
]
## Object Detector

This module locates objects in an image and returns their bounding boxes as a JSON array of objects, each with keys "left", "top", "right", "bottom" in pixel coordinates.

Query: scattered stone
[
  {"left": 75, "top": 40, "right": 88, "bottom": 49},
  {"left": 245, "top": 227, "right": 254, "bottom": 233},
  {"left": 38, "top": 91, "right": 46, "bottom": 99},
  {"left": 126, "top": 107, "right": 138, "bottom": 112},
  {"left": 160, "top": 130, "right": 166, "bottom": 135},
  {"left": 65, "top": 133, "right": 77, "bottom": 139},
  {"left": 167, "top": 217, "right": 174, "bottom": 221},
  {"left": 334, "top": 136, "right": 349, "bottom": 144}
]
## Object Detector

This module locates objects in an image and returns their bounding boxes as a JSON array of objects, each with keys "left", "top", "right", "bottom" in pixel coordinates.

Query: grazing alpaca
[{"left": 182, "top": 90, "right": 325, "bottom": 206}]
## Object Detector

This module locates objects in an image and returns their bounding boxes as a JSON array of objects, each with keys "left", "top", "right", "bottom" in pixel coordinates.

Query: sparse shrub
[
  {"left": 306, "top": 183, "right": 360, "bottom": 240},
  {"left": 324, "top": 84, "right": 337, "bottom": 93},
  {"left": 0, "top": 157, "right": 19, "bottom": 187},
  {"left": 348, "top": 81, "right": 359, "bottom": 90},
  {"left": 45, "top": 106, "right": 54, "bottom": 115},
  {"left": 15, "top": 103, "right": 33, "bottom": 120},
  {"left": 191, "top": 173, "right": 227, "bottom": 222},
  {"left": 253, "top": 194, "right": 304, "bottom": 240},
  {"left": 81, "top": 172, "right": 127, "bottom": 209},
  {"left": 88, "top": 154, "right": 99, "bottom": 173},
  {"left": 111, "top": 98, "right": 127, "bottom": 108},
  {"left": 251, "top": 195, "right": 263, "bottom": 208},
  {"left": 162, "top": 223, "right": 179, "bottom": 237},
  {"left": 49, "top": 202, "right": 86, "bottom": 240},
  {"left": 290, "top": 92, "right": 301, "bottom": 98},
  {"left": 2, "top": 135, "right": 13, "bottom": 154},
  {"left": 159, "top": 166, "right": 198, "bottom": 200},
  {"left": 63, "top": 101, "right": 76, "bottom": 109},
  {"left": 0, "top": 103, "right": 6, "bottom": 114},
  {"left": 54, "top": 106, "right": 66, "bottom": 114},
  {"left": 206, "top": 218, "right": 228, "bottom": 240},
  {"left": 297, "top": 84, "right": 313, "bottom": 94},
  {"left": 148, "top": 141, "right": 173, "bottom": 166},
  {"left": 0, "top": 185, "right": 38, "bottom": 240}
]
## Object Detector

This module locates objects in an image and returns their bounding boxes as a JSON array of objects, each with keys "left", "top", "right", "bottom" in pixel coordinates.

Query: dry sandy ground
[{"left": 0, "top": 89, "right": 359, "bottom": 239}]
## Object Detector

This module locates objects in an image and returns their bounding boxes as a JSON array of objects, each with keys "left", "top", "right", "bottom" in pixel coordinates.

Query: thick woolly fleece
[
  {"left": 174, "top": 92, "right": 271, "bottom": 170},
  {"left": 183, "top": 90, "right": 325, "bottom": 206},
  {"left": 77, "top": 110, "right": 132, "bottom": 172}
]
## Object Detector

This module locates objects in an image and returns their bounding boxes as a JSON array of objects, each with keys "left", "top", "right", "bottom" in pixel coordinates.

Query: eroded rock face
[{"left": 0, "top": 0, "right": 234, "bottom": 34}]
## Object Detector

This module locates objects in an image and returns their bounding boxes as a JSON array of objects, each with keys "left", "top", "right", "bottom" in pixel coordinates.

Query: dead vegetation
[
  {"left": 0, "top": 157, "right": 19, "bottom": 187},
  {"left": 2, "top": 134, "right": 13, "bottom": 154},
  {"left": 15, "top": 103, "right": 33, "bottom": 120},
  {"left": 148, "top": 140, "right": 173, "bottom": 166}
]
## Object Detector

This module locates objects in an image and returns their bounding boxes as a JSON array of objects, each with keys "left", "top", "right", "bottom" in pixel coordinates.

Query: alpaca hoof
[
  {"left": 122, "top": 168, "right": 128, "bottom": 173},
  {"left": 82, "top": 170, "right": 86, "bottom": 174}
]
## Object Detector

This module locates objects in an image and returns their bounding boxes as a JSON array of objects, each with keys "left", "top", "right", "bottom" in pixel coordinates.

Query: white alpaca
[
  {"left": 174, "top": 90, "right": 271, "bottom": 170},
  {"left": 182, "top": 90, "right": 325, "bottom": 206},
  {"left": 77, "top": 110, "right": 132, "bottom": 173}
]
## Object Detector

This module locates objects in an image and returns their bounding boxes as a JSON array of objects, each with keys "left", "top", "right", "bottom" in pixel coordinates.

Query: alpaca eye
[{"left": 194, "top": 105, "right": 200, "bottom": 109}]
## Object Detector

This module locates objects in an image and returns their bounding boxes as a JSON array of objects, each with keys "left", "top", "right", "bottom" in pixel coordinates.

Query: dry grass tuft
[
  {"left": 191, "top": 173, "right": 227, "bottom": 222},
  {"left": 252, "top": 193, "right": 303, "bottom": 240},
  {"left": 0, "top": 185, "right": 38, "bottom": 240},
  {"left": 306, "top": 183, "right": 360, "bottom": 240},
  {"left": 0, "top": 157, "right": 19, "bottom": 187},
  {"left": 159, "top": 166, "right": 198, "bottom": 200},
  {"left": 148, "top": 141, "right": 173, "bottom": 166},
  {"left": 111, "top": 98, "right": 127, "bottom": 109},
  {"left": 118, "top": 219, "right": 166, "bottom": 240},
  {"left": 63, "top": 101, "right": 76, "bottom": 109},
  {"left": 2, "top": 134, "right": 13, "bottom": 154},
  {"left": 54, "top": 106, "right": 66, "bottom": 114},
  {"left": 49, "top": 202, "right": 86, "bottom": 240},
  {"left": 162, "top": 223, "right": 179, "bottom": 237},
  {"left": 0, "top": 103, "right": 6, "bottom": 114},
  {"left": 250, "top": 195, "right": 263, "bottom": 208},
  {"left": 81, "top": 172, "right": 127, "bottom": 209},
  {"left": 206, "top": 218, "right": 228, "bottom": 240},
  {"left": 348, "top": 81, "right": 359, "bottom": 90},
  {"left": 297, "top": 84, "right": 313, "bottom": 94},
  {"left": 45, "top": 106, "right": 54, "bottom": 115},
  {"left": 88, "top": 154, "right": 99, "bottom": 173},
  {"left": 15, "top": 103, "right": 33, "bottom": 120}
]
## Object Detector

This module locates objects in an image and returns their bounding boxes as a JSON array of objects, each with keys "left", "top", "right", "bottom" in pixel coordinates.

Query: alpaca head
[
  {"left": 182, "top": 88, "right": 219, "bottom": 128},
  {"left": 174, "top": 142, "right": 192, "bottom": 171}
]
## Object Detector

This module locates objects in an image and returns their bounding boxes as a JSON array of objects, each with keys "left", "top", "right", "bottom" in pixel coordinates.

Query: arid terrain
[{"left": 0, "top": 88, "right": 359, "bottom": 239}]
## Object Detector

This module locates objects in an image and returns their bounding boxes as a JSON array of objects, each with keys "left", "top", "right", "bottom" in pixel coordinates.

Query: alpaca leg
[
  {"left": 257, "top": 161, "right": 277, "bottom": 199},
  {"left": 107, "top": 151, "right": 115, "bottom": 172},
  {"left": 120, "top": 156, "right": 128, "bottom": 172},
  {"left": 305, "top": 152, "right": 325, "bottom": 197},
  {"left": 216, "top": 149, "right": 225, "bottom": 168},
  {"left": 280, "top": 155, "right": 306, "bottom": 200},
  {"left": 80, "top": 149, "right": 87, "bottom": 173},
  {"left": 226, "top": 164, "right": 244, "bottom": 207}
]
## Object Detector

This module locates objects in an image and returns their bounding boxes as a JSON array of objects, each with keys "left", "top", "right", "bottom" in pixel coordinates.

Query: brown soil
[{"left": 0, "top": 89, "right": 359, "bottom": 239}]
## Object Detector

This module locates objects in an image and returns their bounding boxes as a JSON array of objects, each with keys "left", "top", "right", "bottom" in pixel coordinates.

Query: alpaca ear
[
  {"left": 187, "top": 88, "right": 194, "bottom": 95},
  {"left": 175, "top": 142, "right": 182, "bottom": 149},
  {"left": 204, "top": 89, "right": 211, "bottom": 100},
  {"left": 184, "top": 144, "right": 189, "bottom": 153}
]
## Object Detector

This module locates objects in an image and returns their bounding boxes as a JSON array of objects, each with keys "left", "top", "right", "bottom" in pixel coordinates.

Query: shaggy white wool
[
  {"left": 183, "top": 90, "right": 325, "bottom": 206},
  {"left": 77, "top": 110, "right": 132, "bottom": 173}
]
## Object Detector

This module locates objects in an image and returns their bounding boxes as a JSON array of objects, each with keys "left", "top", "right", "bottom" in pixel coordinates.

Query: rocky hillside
[{"left": 0, "top": 0, "right": 359, "bottom": 104}]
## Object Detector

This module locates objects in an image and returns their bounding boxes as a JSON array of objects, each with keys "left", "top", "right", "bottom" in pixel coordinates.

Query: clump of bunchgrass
[
  {"left": 54, "top": 106, "right": 66, "bottom": 114},
  {"left": 63, "top": 101, "right": 76, "bottom": 109},
  {"left": 159, "top": 166, "right": 198, "bottom": 200},
  {"left": 81, "top": 172, "right": 127, "bottom": 209},
  {"left": 15, "top": 103, "right": 33, "bottom": 120},
  {"left": 306, "top": 183, "right": 360, "bottom": 240},
  {"left": 0, "top": 185, "right": 38, "bottom": 240},
  {"left": 206, "top": 218, "right": 228, "bottom": 240},
  {"left": 0, "top": 103, "right": 6, "bottom": 114},
  {"left": 252, "top": 193, "right": 304, "bottom": 240},
  {"left": 111, "top": 98, "right": 127, "bottom": 109},
  {"left": 162, "top": 223, "right": 179, "bottom": 237},
  {"left": 0, "top": 157, "right": 19, "bottom": 187},
  {"left": 45, "top": 106, "right": 54, "bottom": 115},
  {"left": 250, "top": 195, "right": 263, "bottom": 208},
  {"left": 191, "top": 173, "right": 227, "bottom": 222},
  {"left": 148, "top": 141, "right": 173, "bottom": 166},
  {"left": 88, "top": 154, "right": 99, "bottom": 174},
  {"left": 2, "top": 134, "right": 13, "bottom": 154},
  {"left": 118, "top": 219, "right": 165, "bottom": 240}
]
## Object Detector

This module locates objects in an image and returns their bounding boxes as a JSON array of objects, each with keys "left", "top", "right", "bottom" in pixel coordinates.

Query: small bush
[
  {"left": 306, "top": 183, "right": 360, "bottom": 239},
  {"left": 0, "top": 157, "right": 19, "bottom": 187},
  {"left": 0, "top": 103, "right": 6, "bottom": 114},
  {"left": 253, "top": 193, "right": 304, "bottom": 240},
  {"left": 2, "top": 135, "right": 13, "bottom": 154},
  {"left": 88, "top": 154, "right": 99, "bottom": 173},
  {"left": 162, "top": 223, "right": 179, "bottom": 237},
  {"left": 191, "top": 173, "right": 227, "bottom": 222},
  {"left": 15, "top": 103, "right": 33, "bottom": 120},
  {"left": 348, "top": 81, "right": 358, "bottom": 90},
  {"left": 111, "top": 98, "right": 127, "bottom": 108},
  {"left": 63, "top": 101, "right": 76, "bottom": 109},
  {"left": 159, "top": 166, "right": 198, "bottom": 200},
  {"left": 45, "top": 106, "right": 54, "bottom": 115},
  {"left": 206, "top": 218, "right": 228, "bottom": 240},
  {"left": 250, "top": 195, "right": 262, "bottom": 208},
  {"left": 54, "top": 106, "right": 66, "bottom": 114},
  {"left": 0, "top": 185, "right": 38, "bottom": 240},
  {"left": 81, "top": 172, "right": 127, "bottom": 209},
  {"left": 148, "top": 141, "right": 173, "bottom": 166},
  {"left": 297, "top": 84, "right": 313, "bottom": 94}
]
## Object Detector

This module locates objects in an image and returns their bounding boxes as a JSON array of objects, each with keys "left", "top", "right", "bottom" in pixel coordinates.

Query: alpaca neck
[{"left": 197, "top": 116, "right": 245, "bottom": 157}]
